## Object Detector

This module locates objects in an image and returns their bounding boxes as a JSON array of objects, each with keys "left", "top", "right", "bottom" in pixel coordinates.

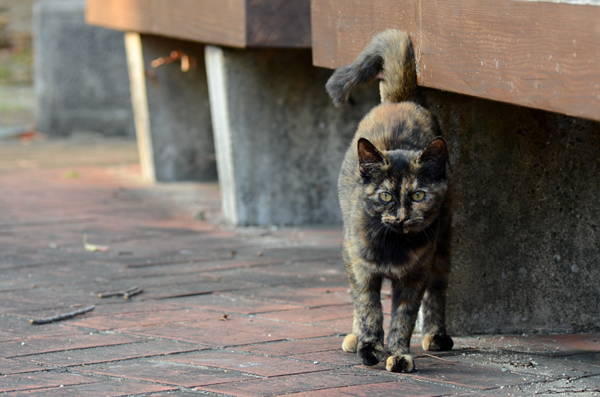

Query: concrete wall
[
  {"left": 138, "top": 35, "right": 217, "bottom": 182},
  {"left": 34, "top": 0, "right": 134, "bottom": 137},
  {"left": 205, "top": 47, "right": 380, "bottom": 226},
  {"left": 421, "top": 90, "right": 600, "bottom": 335}
]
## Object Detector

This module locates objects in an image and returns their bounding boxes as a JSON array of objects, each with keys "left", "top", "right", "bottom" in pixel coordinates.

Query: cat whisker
[{"left": 416, "top": 222, "right": 436, "bottom": 244}]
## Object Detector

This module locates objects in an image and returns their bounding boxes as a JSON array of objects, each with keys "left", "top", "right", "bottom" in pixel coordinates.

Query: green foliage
[{"left": 0, "top": 8, "right": 33, "bottom": 85}]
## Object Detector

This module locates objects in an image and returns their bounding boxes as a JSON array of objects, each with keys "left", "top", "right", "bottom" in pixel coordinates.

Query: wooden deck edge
[
  {"left": 86, "top": 0, "right": 311, "bottom": 49},
  {"left": 311, "top": 0, "right": 600, "bottom": 121}
]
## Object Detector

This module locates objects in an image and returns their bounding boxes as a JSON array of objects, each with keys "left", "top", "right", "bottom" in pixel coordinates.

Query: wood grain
[
  {"left": 311, "top": 0, "right": 600, "bottom": 121},
  {"left": 86, "top": 0, "right": 310, "bottom": 48}
]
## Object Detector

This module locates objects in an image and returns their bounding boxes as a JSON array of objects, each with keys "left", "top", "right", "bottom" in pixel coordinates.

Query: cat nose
[{"left": 396, "top": 209, "right": 407, "bottom": 223}]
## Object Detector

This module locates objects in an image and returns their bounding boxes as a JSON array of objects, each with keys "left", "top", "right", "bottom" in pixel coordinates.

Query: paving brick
[
  {"left": 0, "top": 371, "right": 97, "bottom": 393},
  {"left": 234, "top": 337, "right": 344, "bottom": 356},
  {"left": 2, "top": 289, "right": 99, "bottom": 310},
  {"left": 0, "top": 331, "right": 20, "bottom": 344},
  {"left": 291, "top": 379, "right": 461, "bottom": 397},
  {"left": 141, "top": 279, "right": 260, "bottom": 299},
  {"left": 131, "top": 393, "right": 200, "bottom": 397},
  {"left": 3, "top": 142, "right": 600, "bottom": 396},
  {"left": 257, "top": 304, "right": 353, "bottom": 323},
  {"left": 161, "top": 350, "right": 330, "bottom": 377},
  {"left": 15, "top": 380, "right": 177, "bottom": 396},
  {"left": 79, "top": 359, "right": 256, "bottom": 388},
  {"left": 566, "top": 351, "right": 600, "bottom": 366},
  {"left": 94, "top": 272, "right": 259, "bottom": 292},
  {"left": 198, "top": 369, "right": 398, "bottom": 396},
  {"left": 165, "top": 294, "right": 305, "bottom": 314},
  {"left": 220, "top": 286, "right": 352, "bottom": 308},
  {"left": 124, "top": 322, "right": 286, "bottom": 346},
  {"left": 311, "top": 317, "right": 354, "bottom": 332},
  {"left": 77, "top": 300, "right": 179, "bottom": 316},
  {"left": 209, "top": 267, "right": 317, "bottom": 287},
  {"left": 251, "top": 247, "right": 341, "bottom": 263},
  {"left": 0, "top": 359, "right": 45, "bottom": 375},
  {"left": 455, "top": 333, "right": 600, "bottom": 356},
  {"left": 214, "top": 316, "right": 339, "bottom": 339},
  {"left": 67, "top": 308, "right": 218, "bottom": 330},
  {"left": 359, "top": 357, "right": 536, "bottom": 390},
  {"left": 313, "top": 313, "right": 393, "bottom": 332},
  {"left": 257, "top": 260, "right": 346, "bottom": 278},
  {"left": 2, "top": 333, "right": 142, "bottom": 358},
  {"left": 291, "top": 350, "right": 361, "bottom": 366},
  {"left": 110, "top": 257, "right": 283, "bottom": 278},
  {"left": 20, "top": 339, "right": 203, "bottom": 366},
  {"left": 0, "top": 315, "right": 84, "bottom": 340}
]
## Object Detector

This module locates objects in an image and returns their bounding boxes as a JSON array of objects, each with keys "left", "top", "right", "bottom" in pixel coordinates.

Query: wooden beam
[
  {"left": 312, "top": 0, "right": 600, "bottom": 121},
  {"left": 86, "top": 0, "right": 310, "bottom": 48}
]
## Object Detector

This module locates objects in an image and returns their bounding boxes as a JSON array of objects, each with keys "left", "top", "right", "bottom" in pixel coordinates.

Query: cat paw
[
  {"left": 357, "top": 341, "right": 384, "bottom": 366},
  {"left": 342, "top": 334, "right": 358, "bottom": 353},
  {"left": 386, "top": 354, "right": 415, "bottom": 373},
  {"left": 422, "top": 333, "right": 454, "bottom": 351}
]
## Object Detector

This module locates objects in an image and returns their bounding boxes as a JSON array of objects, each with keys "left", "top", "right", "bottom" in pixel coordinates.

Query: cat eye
[
  {"left": 379, "top": 192, "right": 393, "bottom": 202},
  {"left": 411, "top": 191, "right": 426, "bottom": 202}
]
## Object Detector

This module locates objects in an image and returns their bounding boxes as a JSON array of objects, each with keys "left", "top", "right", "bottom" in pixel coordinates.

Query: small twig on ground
[
  {"left": 542, "top": 388, "right": 600, "bottom": 394},
  {"left": 420, "top": 353, "right": 459, "bottom": 363},
  {"left": 83, "top": 235, "right": 109, "bottom": 252},
  {"left": 338, "top": 373, "right": 381, "bottom": 376},
  {"left": 29, "top": 305, "right": 95, "bottom": 325},
  {"left": 123, "top": 288, "right": 143, "bottom": 299},
  {"left": 98, "top": 286, "right": 139, "bottom": 298}
]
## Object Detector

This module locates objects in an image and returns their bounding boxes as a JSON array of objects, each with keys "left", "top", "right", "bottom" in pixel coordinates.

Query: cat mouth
[{"left": 383, "top": 221, "right": 408, "bottom": 234}]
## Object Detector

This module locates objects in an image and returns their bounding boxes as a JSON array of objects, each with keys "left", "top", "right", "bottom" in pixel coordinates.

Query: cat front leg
[
  {"left": 385, "top": 278, "right": 426, "bottom": 372},
  {"left": 346, "top": 266, "right": 384, "bottom": 366}
]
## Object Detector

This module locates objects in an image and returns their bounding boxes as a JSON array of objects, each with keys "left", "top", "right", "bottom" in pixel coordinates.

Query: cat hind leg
[
  {"left": 342, "top": 334, "right": 358, "bottom": 352},
  {"left": 422, "top": 332, "right": 454, "bottom": 351},
  {"left": 421, "top": 269, "right": 454, "bottom": 351}
]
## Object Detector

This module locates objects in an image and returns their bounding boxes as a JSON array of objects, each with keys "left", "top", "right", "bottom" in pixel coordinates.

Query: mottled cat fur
[{"left": 327, "top": 30, "right": 453, "bottom": 373}]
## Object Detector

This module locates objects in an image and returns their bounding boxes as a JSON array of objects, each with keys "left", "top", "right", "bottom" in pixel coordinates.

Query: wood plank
[
  {"left": 86, "top": 0, "right": 156, "bottom": 35},
  {"left": 152, "top": 0, "right": 246, "bottom": 48},
  {"left": 311, "top": 0, "right": 600, "bottom": 121},
  {"left": 311, "top": 0, "right": 417, "bottom": 69},
  {"left": 87, "top": 0, "right": 247, "bottom": 48},
  {"left": 86, "top": 0, "right": 310, "bottom": 48}
]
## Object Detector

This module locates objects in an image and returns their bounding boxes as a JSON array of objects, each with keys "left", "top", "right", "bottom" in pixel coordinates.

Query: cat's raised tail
[{"left": 326, "top": 29, "right": 416, "bottom": 107}]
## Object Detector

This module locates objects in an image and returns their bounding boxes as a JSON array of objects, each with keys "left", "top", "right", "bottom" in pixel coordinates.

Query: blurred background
[
  {"left": 0, "top": 0, "right": 139, "bottom": 177},
  {"left": 0, "top": 0, "right": 35, "bottom": 133}
]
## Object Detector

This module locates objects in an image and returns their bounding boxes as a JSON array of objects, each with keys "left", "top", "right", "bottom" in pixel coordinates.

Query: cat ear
[
  {"left": 419, "top": 137, "right": 448, "bottom": 180},
  {"left": 357, "top": 138, "right": 384, "bottom": 177}
]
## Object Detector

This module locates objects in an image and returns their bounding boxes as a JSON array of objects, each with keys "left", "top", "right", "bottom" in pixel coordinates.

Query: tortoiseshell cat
[{"left": 327, "top": 30, "right": 453, "bottom": 373}]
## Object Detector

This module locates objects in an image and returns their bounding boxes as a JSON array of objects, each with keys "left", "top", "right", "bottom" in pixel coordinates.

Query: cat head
[{"left": 358, "top": 137, "right": 449, "bottom": 235}]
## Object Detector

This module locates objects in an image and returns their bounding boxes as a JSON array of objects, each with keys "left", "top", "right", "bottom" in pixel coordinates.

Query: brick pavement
[{"left": 1, "top": 138, "right": 599, "bottom": 396}]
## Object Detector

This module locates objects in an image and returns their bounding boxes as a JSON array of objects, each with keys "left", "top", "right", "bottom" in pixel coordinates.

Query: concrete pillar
[
  {"left": 125, "top": 33, "right": 217, "bottom": 183},
  {"left": 422, "top": 89, "right": 600, "bottom": 335},
  {"left": 34, "top": 0, "right": 134, "bottom": 137},
  {"left": 205, "top": 46, "right": 380, "bottom": 226}
]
